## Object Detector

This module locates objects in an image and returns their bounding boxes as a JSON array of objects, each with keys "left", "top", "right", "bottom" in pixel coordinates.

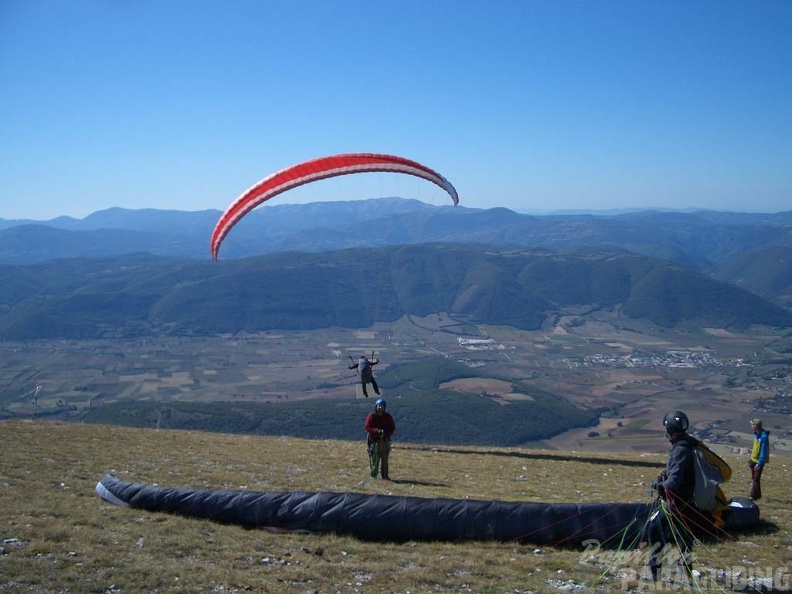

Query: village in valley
[{"left": 3, "top": 310, "right": 789, "bottom": 457}]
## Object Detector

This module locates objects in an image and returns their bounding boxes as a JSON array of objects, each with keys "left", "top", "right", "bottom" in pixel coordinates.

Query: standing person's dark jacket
[{"left": 659, "top": 433, "right": 697, "bottom": 504}]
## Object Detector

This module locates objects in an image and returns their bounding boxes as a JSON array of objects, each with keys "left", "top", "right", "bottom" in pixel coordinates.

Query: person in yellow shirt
[{"left": 749, "top": 418, "right": 770, "bottom": 500}]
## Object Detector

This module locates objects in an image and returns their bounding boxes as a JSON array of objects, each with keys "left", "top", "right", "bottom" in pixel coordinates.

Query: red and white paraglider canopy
[{"left": 210, "top": 153, "right": 458, "bottom": 260}]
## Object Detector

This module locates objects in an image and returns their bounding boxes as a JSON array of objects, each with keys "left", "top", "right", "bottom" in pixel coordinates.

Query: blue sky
[{"left": 1, "top": 1, "right": 790, "bottom": 220}]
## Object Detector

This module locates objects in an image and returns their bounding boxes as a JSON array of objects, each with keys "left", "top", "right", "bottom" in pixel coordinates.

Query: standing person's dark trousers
[
  {"left": 646, "top": 498, "right": 698, "bottom": 582},
  {"left": 749, "top": 461, "right": 763, "bottom": 500}
]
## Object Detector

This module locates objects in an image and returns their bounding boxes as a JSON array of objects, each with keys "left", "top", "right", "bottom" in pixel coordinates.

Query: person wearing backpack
[
  {"left": 349, "top": 355, "right": 381, "bottom": 398},
  {"left": 749, "top": 418, "right": 770, "bottom": 500},
  {"left": 365, "top": 398, "right": 395, "bottom": 480},
  {"left": 647, "top": 410, "right": 700, "bottom": 583}
]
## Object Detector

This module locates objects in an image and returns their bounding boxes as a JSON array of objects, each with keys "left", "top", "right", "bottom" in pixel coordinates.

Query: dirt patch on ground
[
  {"left": 439, "top": 378, "right": 532, "bottom": 405},
  {"left": 440, "top": 378, "right": 513, "bottom": 394}
]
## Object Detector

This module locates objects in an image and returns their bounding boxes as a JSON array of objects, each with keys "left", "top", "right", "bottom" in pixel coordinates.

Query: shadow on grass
[
  {"left": 726, "top": 518, "right": 780, "bottom": 538},
  {"left": 400, "top": 444, "right": 665, "bottom": 469},
  {"left": 385, "top": 478, "right": 449, "bottom": 488}
]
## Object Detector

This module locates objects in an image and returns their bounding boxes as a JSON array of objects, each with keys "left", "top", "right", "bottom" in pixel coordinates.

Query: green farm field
[{"left": 2, "top": 311, "right": 790, "bottom": 455}]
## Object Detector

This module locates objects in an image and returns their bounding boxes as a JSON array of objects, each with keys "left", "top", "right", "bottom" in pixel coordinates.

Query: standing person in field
[
  {"left": 646, "top": 410, "right": 700, "bottom": 583},
  {"left": 749, "top": 418, "right": 770, "bottom": 500},
  {"left": 349, "top": 354, "right": 380, "bottom": 398},
  {"left": 365, "top": 398, "right": 395, "bottom": 480}
]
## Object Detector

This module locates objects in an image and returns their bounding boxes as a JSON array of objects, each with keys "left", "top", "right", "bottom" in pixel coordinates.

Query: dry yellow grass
[{"left": 1, "top": 419, "right": 789, "bottom": 593}]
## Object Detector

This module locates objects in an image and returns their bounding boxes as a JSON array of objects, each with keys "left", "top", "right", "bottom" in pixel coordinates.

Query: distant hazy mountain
[
  {"left": 1, "top": 245, "right": 790, "bottom": 340},
  {"left": 2, "top": 200, "right": 792, "bottom": 269}
]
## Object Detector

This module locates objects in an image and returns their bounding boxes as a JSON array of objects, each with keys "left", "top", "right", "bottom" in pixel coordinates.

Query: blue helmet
[{"left": 375, "top": 398, "right": 386, "bottom": 409}]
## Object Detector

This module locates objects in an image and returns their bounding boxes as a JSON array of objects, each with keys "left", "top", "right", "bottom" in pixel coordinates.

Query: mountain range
[
  {"left": 3, "top": 199, "right": 792, "bottom": 267},
  {"left": 1, "top": 199, "right": 791, "bottom": 339}
]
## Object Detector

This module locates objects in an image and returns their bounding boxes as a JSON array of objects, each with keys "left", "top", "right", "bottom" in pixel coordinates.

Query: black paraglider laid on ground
[{"left": 95, "top": 474, "right": 759, "bottom": 547}]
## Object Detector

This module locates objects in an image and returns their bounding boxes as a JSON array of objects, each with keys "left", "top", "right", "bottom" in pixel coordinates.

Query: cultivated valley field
[{"left": 2, "top": 310, "right": 790, "bottom": 456}]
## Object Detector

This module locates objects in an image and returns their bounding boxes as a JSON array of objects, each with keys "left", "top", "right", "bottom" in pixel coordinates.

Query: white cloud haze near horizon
[{"left": 1, "top": 1, "right": 790, "bottom": 220}]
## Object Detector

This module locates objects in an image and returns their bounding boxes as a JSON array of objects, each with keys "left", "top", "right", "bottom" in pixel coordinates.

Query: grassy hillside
[{"left": 1, "top": 420, "right": 788, "bottom": 593}]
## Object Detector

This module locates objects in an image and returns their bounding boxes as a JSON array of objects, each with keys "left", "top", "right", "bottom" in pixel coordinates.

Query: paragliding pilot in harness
[
  {"left": 645, "top": 409, "right": 724, "bottom": 584},
  {"left": 365, "top": 399, "right": 395, "bottom": 480},
  {"left": 646, "top": 410, "right": 697, "bottom": 582},
  {"left": 349, "top": 353, "right": 380, "bottom": 398}
]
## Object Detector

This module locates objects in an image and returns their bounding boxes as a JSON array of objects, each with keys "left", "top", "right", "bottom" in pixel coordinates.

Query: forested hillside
[{"left": 2, "top": 244, "right": 790, "bottom": 340}]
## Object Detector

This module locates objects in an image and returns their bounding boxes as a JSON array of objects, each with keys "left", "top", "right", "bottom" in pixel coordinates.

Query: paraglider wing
[
  {"left": 95, "top": 474, "right": 760, "bottom": 545},
  {"left": 96, "top": 474, "right": 649, "bottom": 545},
  {"left": 210, "top": 153, "right": 459, "bottom": 259}
]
